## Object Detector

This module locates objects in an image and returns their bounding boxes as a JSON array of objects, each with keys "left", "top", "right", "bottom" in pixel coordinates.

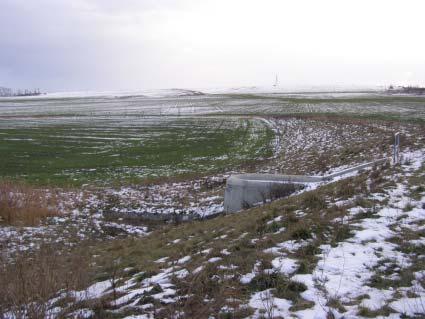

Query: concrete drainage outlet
[{"left": 224, "top": 158, "right": 388, "bottom": 213}]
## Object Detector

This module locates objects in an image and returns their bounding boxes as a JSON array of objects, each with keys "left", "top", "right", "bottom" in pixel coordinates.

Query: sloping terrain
[
  {"left": 2, "top": 147, "right": 424, "bottom": 319},
  {"left": 1, "top": 92, "right": 425, "bottom": 318}
]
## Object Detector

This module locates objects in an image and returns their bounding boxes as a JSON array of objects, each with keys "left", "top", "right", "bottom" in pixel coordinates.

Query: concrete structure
[
  {"left": 224, "top": 159, "right": 387, "bottom": 213},
  {"left": 104, "top": 210, "right": 222, "bottom": 223}
]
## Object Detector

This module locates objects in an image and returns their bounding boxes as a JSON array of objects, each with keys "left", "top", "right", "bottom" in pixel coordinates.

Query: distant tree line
[
  {"left": 0, "top": 86, "right": 43, "bottom": 97},
  {"left": 0, "top": 87, "right": 13, "bottom": 97},
  {"left": 387, "top": 85, "right": 425, "bottom": 95}
]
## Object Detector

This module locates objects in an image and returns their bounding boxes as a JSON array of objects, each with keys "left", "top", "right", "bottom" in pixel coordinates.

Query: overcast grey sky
[{"left": 1, "top": 0, "right": 424, "bottom": 92}]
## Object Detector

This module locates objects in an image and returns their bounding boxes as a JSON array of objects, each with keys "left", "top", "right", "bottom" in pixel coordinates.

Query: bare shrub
[
  {"left": 0, "top": 180, "right": 58, "bottom": 226},
  {"left": 174, "top": 263, "right": 226, "bottom": 318},
  {"left": 301, "top": 192, "right": 327, "bottom": 210},
  {"left": 260, "top": 289, "right": 275, "bottom": 319}
]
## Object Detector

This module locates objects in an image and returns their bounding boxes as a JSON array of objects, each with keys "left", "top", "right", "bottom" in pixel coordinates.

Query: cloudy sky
[{"left": 1, "top": 0, "right": 424, "bottom": 92}]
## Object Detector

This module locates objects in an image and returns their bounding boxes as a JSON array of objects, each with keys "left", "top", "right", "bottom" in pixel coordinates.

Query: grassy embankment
[{"left": 3, "top": 156, "right": 424, "bottom": 318}]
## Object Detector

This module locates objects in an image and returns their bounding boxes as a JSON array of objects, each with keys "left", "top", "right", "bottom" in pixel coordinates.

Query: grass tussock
[
  {"left": 0, "top": 180, "right": 58, "bottom": 226},
  {"left": 0, "top": 244, "right": 93, "bottom": 318}
]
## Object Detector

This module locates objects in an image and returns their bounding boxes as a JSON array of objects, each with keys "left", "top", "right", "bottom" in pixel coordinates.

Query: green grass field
[
  {"left": 0, "top": 116, "right": 274, "bottom": 186},
  {"left": 1, "top": 91, "right": 424, "bottom": 186}
]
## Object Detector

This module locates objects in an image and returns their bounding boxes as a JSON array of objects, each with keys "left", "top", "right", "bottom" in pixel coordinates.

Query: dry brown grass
[
  {"left": 0, "top": 156, "right": 404, "bottom": 317},
  {"left": 0, "top": 244, "right": 93, "bottom": 319},
  {"left": 0, "top": 180, "right": 59, "bottom": 226}
]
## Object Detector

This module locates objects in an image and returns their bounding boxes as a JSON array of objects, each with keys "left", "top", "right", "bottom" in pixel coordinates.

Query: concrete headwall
[
  {"left": 104, "top": 210, "right": 223, "bottom": 223},
  {"left": 223, "top": 174, "right": 316, "bottom": 213},
  {"left": 224, "top": 158, "right": 387, "bottom": 213}
]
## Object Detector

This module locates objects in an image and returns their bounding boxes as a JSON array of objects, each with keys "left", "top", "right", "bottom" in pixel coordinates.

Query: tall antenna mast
[{"left": 273, "top": 74, "right": 278, "bottom": 87}]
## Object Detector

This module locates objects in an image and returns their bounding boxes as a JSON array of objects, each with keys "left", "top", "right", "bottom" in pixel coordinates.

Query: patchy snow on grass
[
  {"left": 240, "top": 272, "right": 256, "bottom": 284},
  {"left": 271, "top": 257, "right": 298, "bottom": 275},
  {"left": 264, "top": 239, "right": 311, "bottom": 255},
  {"left": 72, "top": 280, "right": 112, "bottom": 302},
  {"left": 249, "top": 290, "right": 292, "bottom": 318},
  {"left": 177, "top": 255, "right": 191, "bottom": 264},
  {"left": 390, "top": 297, "right": 425, "bottom": 316},
  {"left": 245, "top": 147, "right": 425, "bottom": 318}
]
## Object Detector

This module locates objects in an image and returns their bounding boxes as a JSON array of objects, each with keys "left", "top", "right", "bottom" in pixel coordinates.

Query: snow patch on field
[{"left": 244, "top": 147, "right": 425, "bottom": 318}]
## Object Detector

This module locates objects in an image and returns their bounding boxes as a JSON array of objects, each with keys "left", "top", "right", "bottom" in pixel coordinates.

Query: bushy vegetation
[{"left": 0, "top": 180, "right": 58, "bottom": 225}]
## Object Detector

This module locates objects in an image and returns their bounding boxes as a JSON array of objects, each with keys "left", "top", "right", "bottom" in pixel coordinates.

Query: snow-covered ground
[
  {"left": 245, "top": 148, "right": 425, "bottom": 318},
  {"left": 4, "top": 147, "right": 422, "bottom": 318},
  {"left": 1, "top": 91, "right": 424, "bottom": 318},
  {"left": 0, "top": 86, "right": 382, "bottom": 100},
  {"left": 0, "top": 117, "right": 400, "bottom": 258},
  {"left": 1, "top": 88, "right": 424, "bottom": 120}
]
